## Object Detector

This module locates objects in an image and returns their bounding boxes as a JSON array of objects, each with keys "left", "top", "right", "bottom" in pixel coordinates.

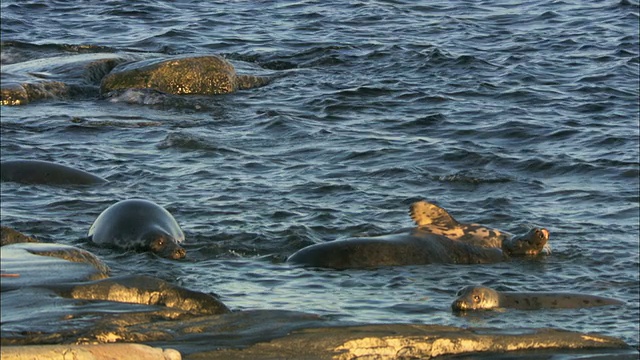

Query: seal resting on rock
[
  {"left": 88, "top": 199, "right": 186, "bottom": 259},
  {"left": 1, "top": 160, "right": 107, "bottom": 185},
  {"left": 100, "top": 55, "right": 271, "bottom": 96},
  {"left": 452, "top": 285, "right": 624, "bottom": 311}
]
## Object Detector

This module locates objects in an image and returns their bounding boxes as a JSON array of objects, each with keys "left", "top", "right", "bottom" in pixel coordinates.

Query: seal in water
[
  {"left": 409, "top": 200, "right": 550, "bottom": 253},
  {"left": 287, "top": 228, "right": 547, "bottom": 269},
  {"left": 287, "top": 202, "right": 549, "bottom": 269},
  {"left": 88, "top": 199, "right": 186, "bottom": 259},
  {"left": 451, "top": 285, "right": 624, "bottom": 311},
  {"left": 1, "top": 160, "right": 107, "bottom": 185}
]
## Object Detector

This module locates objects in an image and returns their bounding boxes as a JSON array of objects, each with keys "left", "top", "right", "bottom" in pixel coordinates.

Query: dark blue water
[{"left": 1, "top": 0, "right": 639, "bottom": 347}]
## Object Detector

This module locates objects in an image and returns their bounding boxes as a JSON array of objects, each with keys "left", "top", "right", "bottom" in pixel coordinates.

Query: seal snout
[
  {"left": 452, "top": 299, "right": 467, "bottom": 312},
  {"left": 167, "top": 246, "right": 187, "bottom": 260}
]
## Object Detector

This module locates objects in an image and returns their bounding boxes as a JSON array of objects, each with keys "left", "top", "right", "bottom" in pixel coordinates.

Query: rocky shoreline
[{"left": 1, "top": 226, "right": 636, "bottom": 359}]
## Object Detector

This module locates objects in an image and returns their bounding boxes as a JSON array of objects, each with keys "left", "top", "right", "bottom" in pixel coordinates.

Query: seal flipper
[{"left": 409, "top": 200, "right": 460, "bottom": 227}]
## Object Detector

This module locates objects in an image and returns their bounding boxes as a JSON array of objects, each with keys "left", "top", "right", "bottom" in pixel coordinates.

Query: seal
[
  {"left": 88, "top": 199, "right": 186, "bottom": 259},
  {"left": 287, "top": 201, "right": 549, "bottom": 269},
  {"left": 409, "top": 200, "right": 550, "bottom": 253},
  {"left": 287, "top": 226, "right": 549, "bottom": 270},
  {"left": 451, "top": 285, "right": 624, "bottom": 311},
  {"left": 1, "top": 160, "right": 107, "bottom": 185}
]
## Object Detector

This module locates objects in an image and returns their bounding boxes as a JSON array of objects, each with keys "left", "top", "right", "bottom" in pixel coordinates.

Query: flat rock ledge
[
  {"left": 0, "top": 324, "right": 634, "bottom": 360},
  {"left": 184, "top": 324, "right": 634, "bottom": 360},
  {"left": 0, "top": 343, "right": 181, "bottom": 360}
]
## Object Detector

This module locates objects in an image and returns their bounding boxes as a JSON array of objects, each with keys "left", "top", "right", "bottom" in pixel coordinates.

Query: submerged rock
[
  {"left": 100, "top": 55, "right": 271, "bottom": 96},
  {"left": 1, "top": 226, "right": 40, "bottom": 246},
  {"left": 1, "top": 242, "right": 110, "bottom": 289},
  {"left": 58, "top": 275, "right": 230, "bottom": 316},
  {"left": 1, "top": 53, "right": 131, "bottom": 105}
]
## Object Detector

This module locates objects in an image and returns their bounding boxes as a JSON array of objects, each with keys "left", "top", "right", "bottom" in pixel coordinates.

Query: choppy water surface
[{"left": 1, "top": 0, "right": 639, "bottom": 347}]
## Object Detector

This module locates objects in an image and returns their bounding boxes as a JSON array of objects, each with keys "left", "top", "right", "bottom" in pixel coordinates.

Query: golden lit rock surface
[
  {"left": 0, "top": 344, "right": 181, "bottom": 360},
  {"left": 100, "top": 55, "right": 271, "bottom": 95}
]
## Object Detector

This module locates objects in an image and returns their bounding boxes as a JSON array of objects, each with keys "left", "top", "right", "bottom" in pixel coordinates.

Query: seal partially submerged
[
  {"left": 410, "top": 200, "right": 549, "bottom": 254},
  {"left": 1, "top": 160, "right": 107, "bottom": 185},
  {"left": 287, "top": 202, "right": 549, "bottom": 269},
  {"left": 452, "top": 285, "right": 624, "bottom": 311},
  {"left": 88, "top": 199, "right": 186, "bottom": 259}
]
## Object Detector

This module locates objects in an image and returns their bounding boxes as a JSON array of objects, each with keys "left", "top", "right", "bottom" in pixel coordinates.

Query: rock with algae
[
  {"left": 58, "top": 275, "right": 230, "bottom": 316},
  {"left": 100, "top": 55, "right": 271, "bottom": 96}
]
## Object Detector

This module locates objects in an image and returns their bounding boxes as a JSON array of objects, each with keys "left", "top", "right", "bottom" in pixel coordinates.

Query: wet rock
[
  {"left": 58, "top": 275, "right": 230, "bottom": 316},
  {"left": 1, "top": 226, "right": 40, "bottom": 246},
  {"left": 1, "top": 305, "right": 633, "bottom": 359},
  {"left": 1, "top": 53, "right": 132, "bottom": 105},
  {"left": 0, "top": 82, "right": 30, "bottom": 105},
  {"left": 0, "top": 159, "right": 108, "bottom": 185},
  {"left": 1, "top": 344, "right": 181, "bottom": 360},
  {"left": 1, "top": 242, "right": 110, "bottom": 290},
  {"left": 100, "top": 55, "right": 271, "bottom": 96},
  {"left": 184, "top": 323, "right": 634, "bottom": 360}
]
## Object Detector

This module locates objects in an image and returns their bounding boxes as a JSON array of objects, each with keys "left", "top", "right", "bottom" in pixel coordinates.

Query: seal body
[
  {"left": 287, "top": 201, "right": 549, "bottom": 269},
  {"left": 1, "top": 160, "right": 107, "bottom": 185},
  {"left": 452, "top": 285, "right": 624, "bottom": 311},
  {"left": 88, "top": 199, "right": 186, "bottom": 259},
  {"left": 288, "top": 229, "right": 516, "bottom": 269}
]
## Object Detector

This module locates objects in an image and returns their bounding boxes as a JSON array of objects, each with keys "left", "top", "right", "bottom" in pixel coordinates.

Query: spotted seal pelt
[
  {"left": 1, "top": 160, "right": 107, "bottom": 185},
  {"left": 88, "top": 199, "right": 186, "bottom": 259},
  {"left": 452, "top": 285, "right": 624, "bottom": 311},
  {"left": 410, "top": 200, "right": 549, "bottom": 253}
]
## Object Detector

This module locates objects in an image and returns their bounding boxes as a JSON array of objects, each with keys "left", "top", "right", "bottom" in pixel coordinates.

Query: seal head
[
  {"left": 502, "top": 228, "right": 549, "bottom": 256},
  {"left": 452, "top": 285, "right": 501, "bottom": 311},
  {"left": 88, "top": 199, "right": 186, "bottom": 259}
]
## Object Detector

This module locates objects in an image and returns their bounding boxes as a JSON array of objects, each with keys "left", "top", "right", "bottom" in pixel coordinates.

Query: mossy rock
[{"left": 100, "top": 55, "right": 271, "bottom": 96}]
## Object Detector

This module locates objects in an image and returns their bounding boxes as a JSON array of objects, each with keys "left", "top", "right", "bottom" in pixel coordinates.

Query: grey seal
[
  {"left": 287, "top": 226, "right": 549, "bottom": 270},
  {"left": 452, "top": 285, "right": 624, "bottom": 311},
  {"left": 287, "top": 201, "right": 549, "bottom": 269},
  {"left": 88, "top": 199, "right": 186, "bottom": 259}
]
